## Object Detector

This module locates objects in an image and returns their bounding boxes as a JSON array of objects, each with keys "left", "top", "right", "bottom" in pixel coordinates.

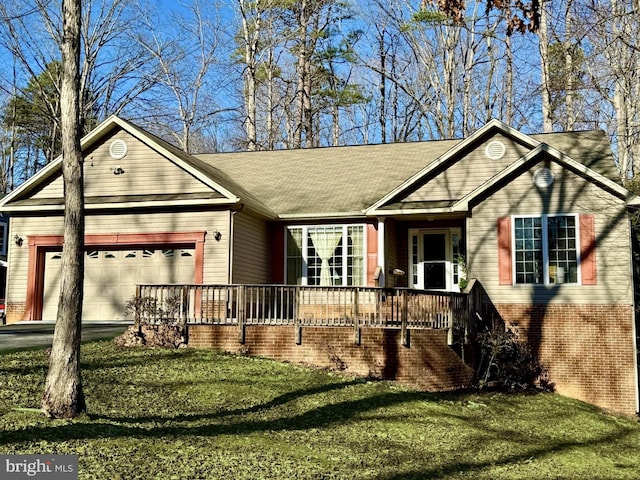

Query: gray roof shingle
[{"left": 195, "top": 130, "right": 619, "bottom": 216}]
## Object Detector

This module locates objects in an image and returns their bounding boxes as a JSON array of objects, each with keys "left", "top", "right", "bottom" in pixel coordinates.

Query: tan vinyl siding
[
  {"left": 6, "top": 210, "right": 231, "bottom": 306},
  {"left": 31, "top": 130, "right": 214, "bottom": 200},
  {"left": 405, "top": 134, "right": 531, "bottom": 202},
  {"left": 231, "top": 211, "right": 269, "bottom": 284},
  {"left": 468, "top": 159, "right": 632, "bottom": 305}
]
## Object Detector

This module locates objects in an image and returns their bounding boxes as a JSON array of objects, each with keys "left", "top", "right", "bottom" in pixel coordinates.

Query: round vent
[
  {"left": 533, "top": 167, "right": 555, "bottom": 189},
  {"left": 109, "top": 139, "right": 128, "bottom": 159},
  {"left": 485, "top": 140, "right": 506, "bottom": 160}
]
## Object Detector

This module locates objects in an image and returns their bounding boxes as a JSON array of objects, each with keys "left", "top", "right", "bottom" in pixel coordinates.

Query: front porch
[{"left": 133, "top": 282, "right": 485, "bottom": 347}]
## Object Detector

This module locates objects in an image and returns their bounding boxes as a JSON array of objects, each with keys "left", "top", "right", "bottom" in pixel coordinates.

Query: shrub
[
  {"left": 124, "top": 295, "right": 183, "bottom": 326},
  {"left": 475, "top": 321, "right": 552, "bottom": 392}
]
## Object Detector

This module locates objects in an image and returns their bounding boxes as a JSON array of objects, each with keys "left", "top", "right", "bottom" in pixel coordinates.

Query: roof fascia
[
  {"left": 0, "top": 197, "right": 241, "bottom": 213},
  {"left": 366, "top": 207, "right": 461, "bottom": 216},
  {"left": 277, "top": 211, "right": 368, "bottom": 221},
  {"left": 364, "top": 119, "right": 541, "bottom": 214}
]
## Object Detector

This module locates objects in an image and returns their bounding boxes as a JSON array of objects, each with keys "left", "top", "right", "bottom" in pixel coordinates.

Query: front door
[{"left": 409, "top": 228, "right": 462, "bottom": 292}]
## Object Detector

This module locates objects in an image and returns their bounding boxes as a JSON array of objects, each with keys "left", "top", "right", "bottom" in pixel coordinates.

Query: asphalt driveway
[{"left": 0, "top": 321, "right": 131, "bottom": 352}]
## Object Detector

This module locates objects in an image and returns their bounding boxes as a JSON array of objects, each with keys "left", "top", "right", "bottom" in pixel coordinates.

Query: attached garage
[
  {"left": 42, "top": 247, "right": 195, "bottom": 321},
  {"left": 17, "top": 231, "right": 207, "bottom": 322},
  {"left": 0, "top": 116, "right": 261, "bottom": 323}
]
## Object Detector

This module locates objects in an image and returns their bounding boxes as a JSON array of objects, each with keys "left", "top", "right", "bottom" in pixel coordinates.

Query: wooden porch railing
[{"left": 133, "top": 284, "right": 483, "bottom": 345}]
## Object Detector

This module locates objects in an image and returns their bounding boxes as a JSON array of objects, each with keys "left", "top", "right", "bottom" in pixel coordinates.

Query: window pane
[
  {"left": 548, "top": 216, "right": 578, "bottom": 284},
  {"left": 424, "top": 263, "right": 446, "bottom": 289},
  {"left": 286, "top": 228, "right": 303, "bottom": 285},
  {"left": 330, "top": 238, "right": 344, "bottom": 286},
  {"left": 423, "top": 234, "right": 446, "bottom": 261},
  {"left": 347, "top": 226, "right": 364, "bottom": 286},
  {"left": 514, "top": 217, "right": 543, "bottom": 284},
  {"left": 307, "top": 226, "right": 342, "bottom": 286},
  {"left": 411, "top": 235, "right": 419, "bottom": 286}
]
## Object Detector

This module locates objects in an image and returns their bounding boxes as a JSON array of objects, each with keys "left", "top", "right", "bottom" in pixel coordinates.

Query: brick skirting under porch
[
  {"left": 187, "top": 325, "right": 474, "bottom": 392},
  {"left": 495, "top": 304, "right": 638, "bottom": 415}
]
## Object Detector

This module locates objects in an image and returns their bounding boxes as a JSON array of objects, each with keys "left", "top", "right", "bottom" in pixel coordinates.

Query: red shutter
[
  {"left": 497, "top": 217, "right": 513, "bottom": 285},
  {"left": 580, "top": 214, "right": 597, "bottom": 285},
  {"left": 366, "top": 224, "right": 378, "bottom": 287},
  {"left": 269, "top": 224, "right": 285, "bottom": 284}
]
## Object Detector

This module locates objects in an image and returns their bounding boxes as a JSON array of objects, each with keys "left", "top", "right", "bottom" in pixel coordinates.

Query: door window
[{"left": 423, "top": 233, "right": 447, "bottom": 289}]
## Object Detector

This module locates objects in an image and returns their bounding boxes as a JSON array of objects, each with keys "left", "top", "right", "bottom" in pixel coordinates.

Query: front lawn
[{"left": 1, "top": 341, "right": 639, "bottom": 479}]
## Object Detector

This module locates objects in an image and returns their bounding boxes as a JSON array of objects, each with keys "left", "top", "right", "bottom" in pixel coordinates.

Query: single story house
[{"left": 1, "top": 116, "right": 638, "bottom": 415}]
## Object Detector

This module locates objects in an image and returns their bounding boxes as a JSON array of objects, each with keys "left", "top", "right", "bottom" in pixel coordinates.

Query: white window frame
[
  {"left": 285, "top": 224, "right": 367, "bottom": 286},
  {"left": 512, "top": 213, "right": 581, "bottom": 286}
]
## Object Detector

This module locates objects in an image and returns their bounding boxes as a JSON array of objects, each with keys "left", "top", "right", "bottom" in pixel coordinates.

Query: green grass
[{"left": 1, "top": 341, "right": 639, "bottom": 479}]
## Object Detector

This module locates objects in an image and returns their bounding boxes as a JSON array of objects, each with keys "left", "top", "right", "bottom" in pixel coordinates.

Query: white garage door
[{"left": 43, "top": 248, "right": 195, "bottom": 321}]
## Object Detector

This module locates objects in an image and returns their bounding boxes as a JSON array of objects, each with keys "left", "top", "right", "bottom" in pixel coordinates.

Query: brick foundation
[
  {"left": 495, "top": 304, "right": 638, "bottom": 415},
  {"left": 187, "top": 325, "right": 474, "bottom": 391}
]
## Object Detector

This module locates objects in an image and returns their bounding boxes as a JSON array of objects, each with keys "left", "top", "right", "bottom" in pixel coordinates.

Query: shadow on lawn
[
  {"left": 0, "top": 385, "right": 431, "bottom": 445},
  {"left": 375, "top": 427, "right": 638, "bottom": 479},
  {"left": 91, "top": 379, "right": 366, "bottom": 424},
  {"left": 373, "top": 407, "right": 639, "bottom": 479},
  {"left": 1, "top": 384, "right": 637, "bottom": 478}
]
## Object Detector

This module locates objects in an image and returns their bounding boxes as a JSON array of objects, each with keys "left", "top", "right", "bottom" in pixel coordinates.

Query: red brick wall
[
  {"left": 495, "top": 304, "right": 637, "bottom": 415},
  {"left": 188, "top": 325, "right": 474, "bottom": 391}
]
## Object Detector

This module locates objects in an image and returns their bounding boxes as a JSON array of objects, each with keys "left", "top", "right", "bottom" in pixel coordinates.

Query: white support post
[{"left": 377, "top": 218, "right": 386, "bottom": 288}]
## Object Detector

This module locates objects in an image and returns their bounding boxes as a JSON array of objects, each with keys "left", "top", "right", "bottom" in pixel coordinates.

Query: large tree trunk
[
  {"left": 378, "top": 31, "right": 386, "bottom": 144},
  {"left": 564, "top": 0, "right": 575, "bottom": 130},
  {"left": 539, "top": 0, "right": 553, "bottom": 132},
  {"left": 239, "top": 0, "right": 258, "bottom": 151},
  {"left": 41, "top": 0, "right": 86, "bottom": 419}
]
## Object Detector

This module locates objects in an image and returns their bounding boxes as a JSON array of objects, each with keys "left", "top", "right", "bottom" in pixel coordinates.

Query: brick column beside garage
[
  {"left": 187, "top": 325, "right": 474, "bottom": 391},
  {"left": 495, "top": 304, "right": 637, "bottom": 415},
  {"left": 6, "top": 302, "right": 26, "bottom": 324}
]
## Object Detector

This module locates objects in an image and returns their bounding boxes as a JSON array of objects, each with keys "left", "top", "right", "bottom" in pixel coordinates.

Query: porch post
[
  {"left": 401, "top": 290, "right": 409, "bottom": 347},
  {"left": 377, "top": 218, "right": 386, "bottom": 288},
  {"left": 237, "top": 285, "right": 246, "bottom": 344},
  {"left": 353, "top": 288, "right": 361, "bottom": 345}
]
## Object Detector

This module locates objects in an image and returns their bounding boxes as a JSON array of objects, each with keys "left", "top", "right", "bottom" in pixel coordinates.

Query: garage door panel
[{"left": 43, "top": 247, "right": 195, "bottom": 321}]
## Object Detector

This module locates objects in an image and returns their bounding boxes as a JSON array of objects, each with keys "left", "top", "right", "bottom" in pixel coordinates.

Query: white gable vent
[
  {"left": 109, "top": 139, "right": 128, "bottom": 160},
  {"left": 485, "top": 140, "right": 506, "bottom": 160},
  {"left": 533, "top": 167, "right": 555, "bottom": 189}
]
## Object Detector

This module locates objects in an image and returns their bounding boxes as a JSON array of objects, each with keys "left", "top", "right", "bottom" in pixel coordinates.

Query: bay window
[{"left": 286, "top": 225, "right": 365, "bottom": 286}]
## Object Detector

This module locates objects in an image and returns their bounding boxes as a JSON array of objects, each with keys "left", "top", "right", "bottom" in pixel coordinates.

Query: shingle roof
[{"left": 195, "top": 130, "right": 620, "bottom": 217}]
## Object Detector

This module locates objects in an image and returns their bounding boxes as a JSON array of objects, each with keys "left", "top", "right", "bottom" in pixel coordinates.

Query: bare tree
[
  {"left": 0, "top": 0, "right": 153, "bottom": 187},
  {"left": 135, "top": 0, "right": 234, "bottom": 153},
  {"left": 41, "top": 0, "right": 86, "bottom": 419},
  {"left": 577, "top": 0, "right": 640, "bottom": 179},
  {"left": 237, "top": 0, "right": 265, "bottom": 151}
]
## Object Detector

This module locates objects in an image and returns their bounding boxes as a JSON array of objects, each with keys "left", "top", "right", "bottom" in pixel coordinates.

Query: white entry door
[{"left": 409, "top": 228, "right": 462, "bottom": 292}]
